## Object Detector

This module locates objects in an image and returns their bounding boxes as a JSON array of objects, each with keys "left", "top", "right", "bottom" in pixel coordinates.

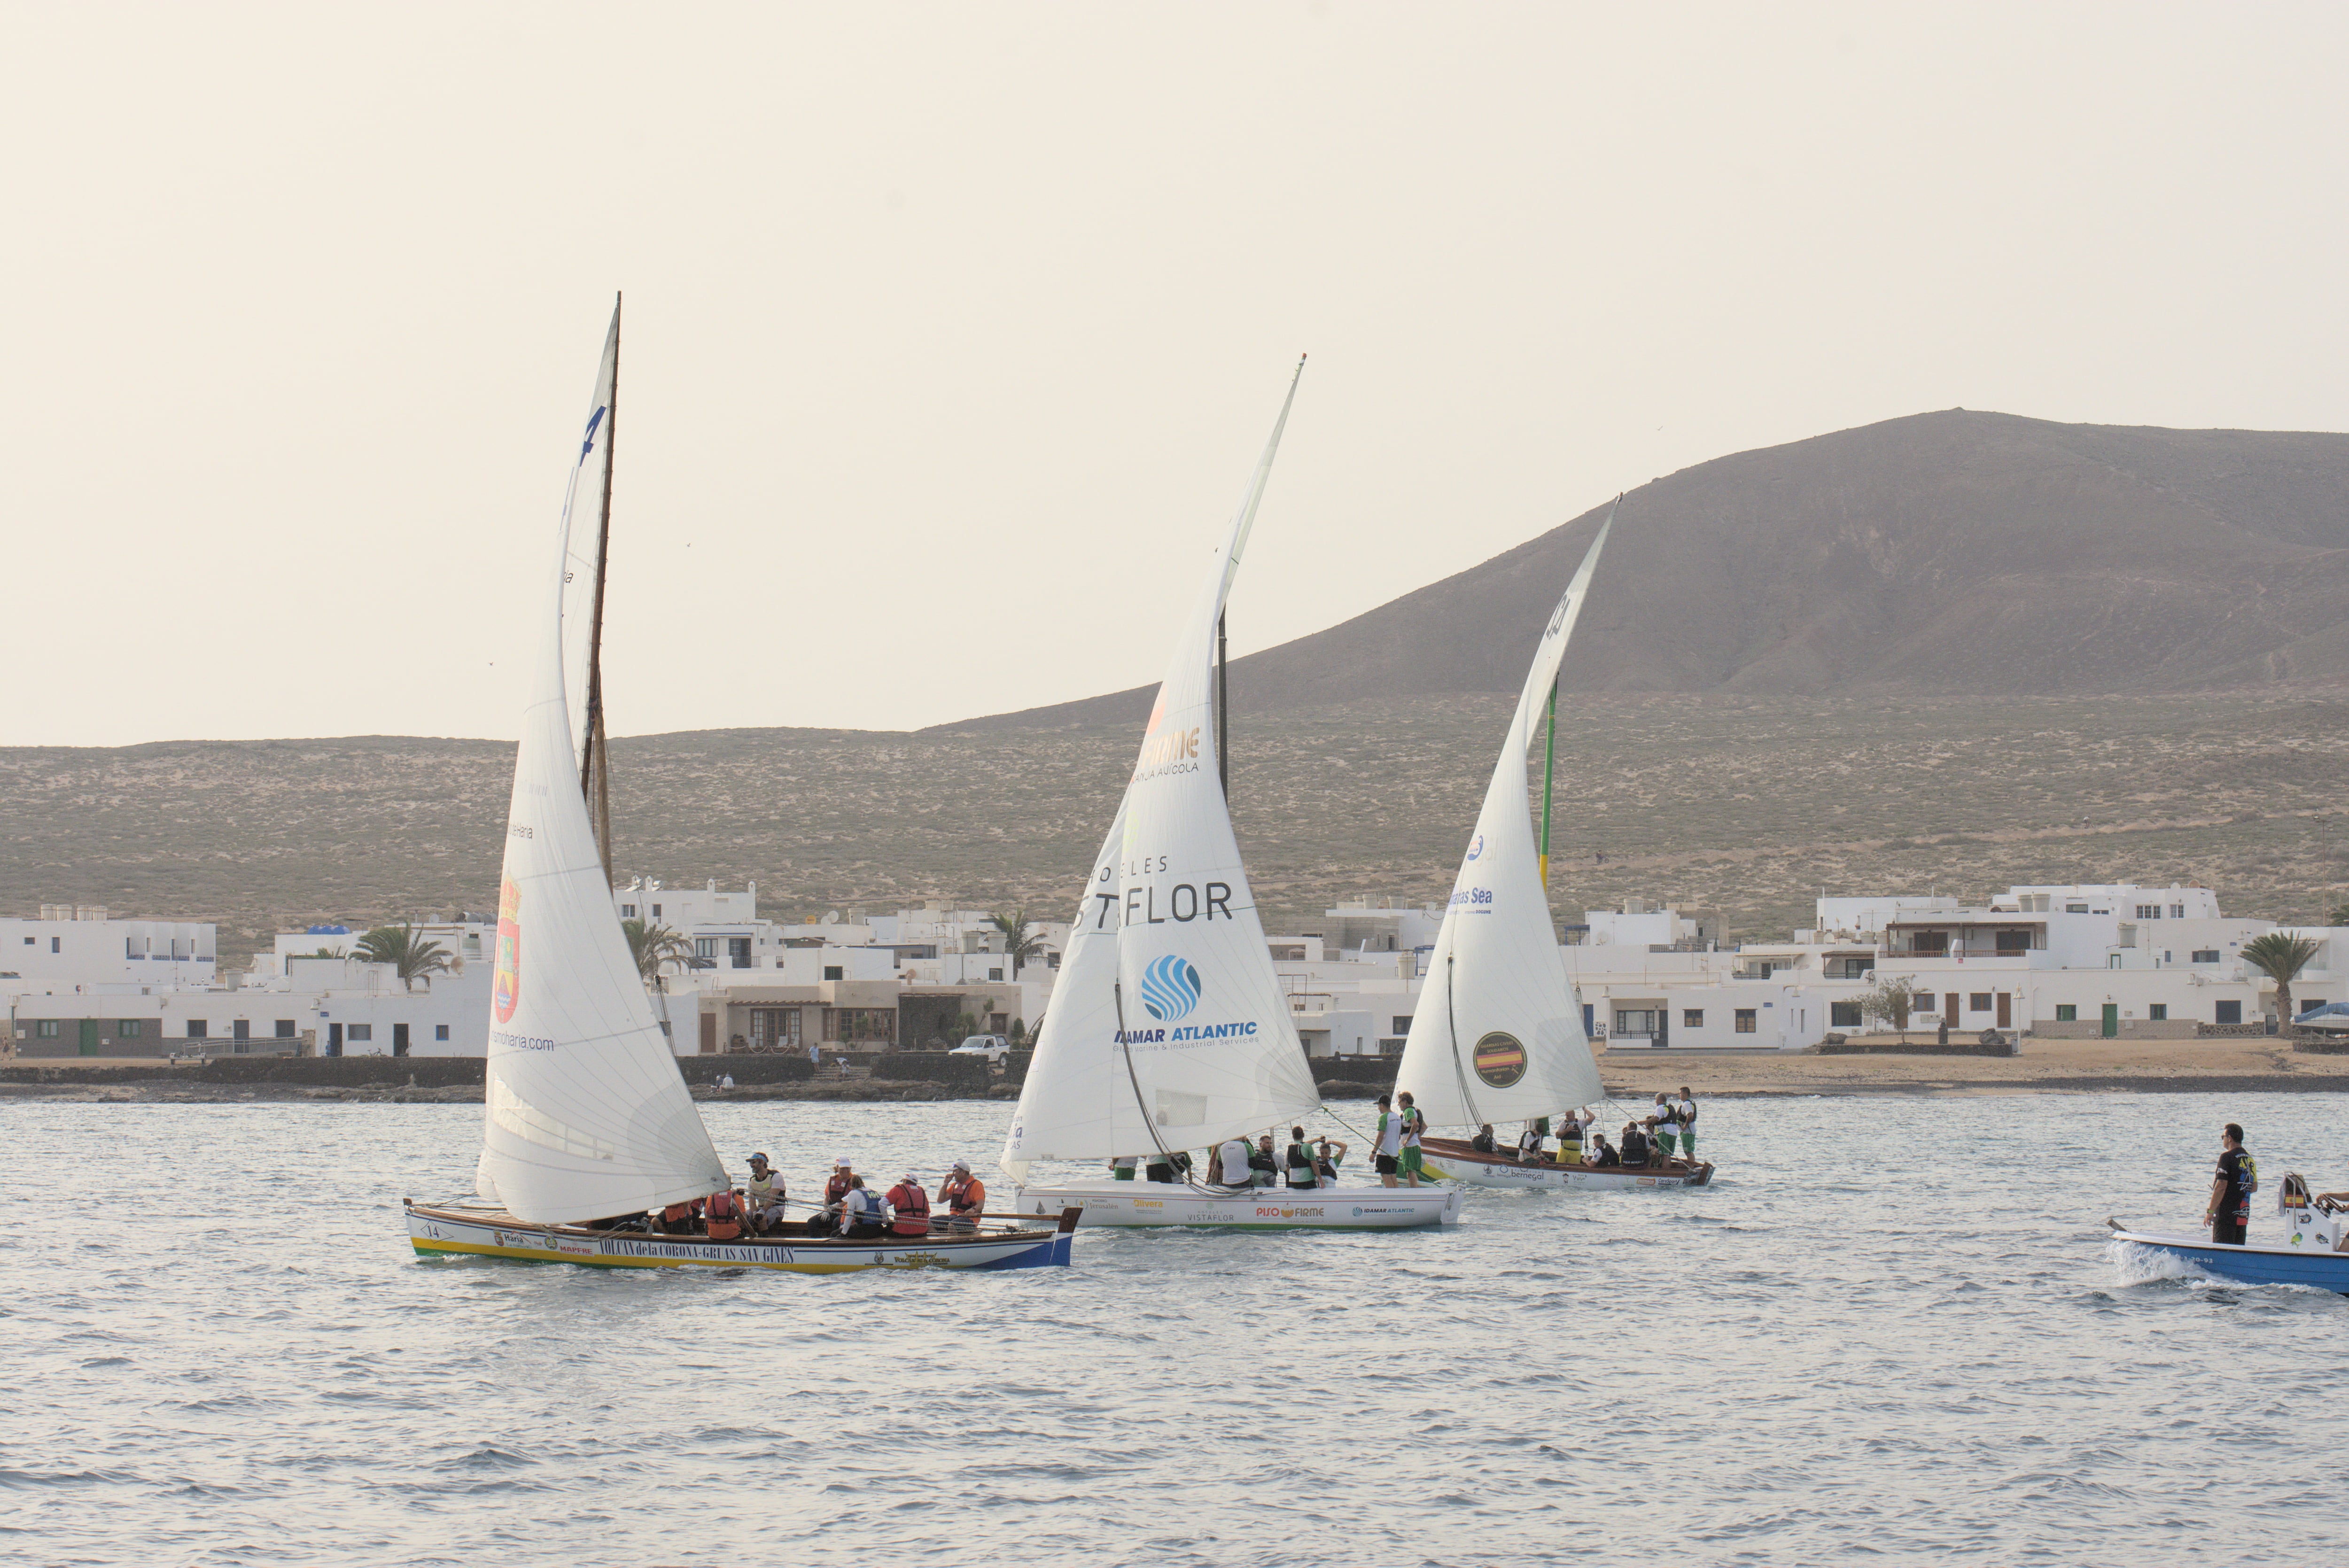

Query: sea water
[{"left": 4, "top": 1091, "right": 2346, "bottom": 1566}]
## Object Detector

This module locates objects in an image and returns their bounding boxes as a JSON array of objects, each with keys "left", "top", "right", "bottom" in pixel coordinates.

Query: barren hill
[
  {"left": 938, "top": 411, "right": 2349, "bottom": 732},
  {"left": 6, "top": 693, "right": 2345, "bottom": 973}
]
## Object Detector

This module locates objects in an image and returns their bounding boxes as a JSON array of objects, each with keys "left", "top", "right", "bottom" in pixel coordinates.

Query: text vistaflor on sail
[
  {"left": 1004, "top": 357, "right": 1460, "bottom": 1231},
  {"left": 404, "top": 300, "right": 1076, "bottom": 1273},
  {"left": 1399, "top": 502, "right": 1715, "bottom": 1192}
]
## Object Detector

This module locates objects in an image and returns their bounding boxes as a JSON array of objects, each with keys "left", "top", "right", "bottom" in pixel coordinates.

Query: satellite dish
[{"left": 824, "top": 910, "right": 841, "bottom": 924}]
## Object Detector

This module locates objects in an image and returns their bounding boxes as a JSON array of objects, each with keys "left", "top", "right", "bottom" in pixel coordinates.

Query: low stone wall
[
  {"left": 1312, "top": 1055, "right": 1399, "bottom": 1095},
  {"left": 681, "top": 1055, "right": 814, "bottom": 1086},
  {"left": 2034, "top": 1020, "right": 2201, "bottom": 1041},
  {"left": 1815, "top": 1037, "right": 2018, "bottom": 1057},
  {"left": 201, "top": 1056, "right": 489, "bottom": 1087},
  {"left": 2197, "top": 1022, "right": 2276, "bottom": 1039},
  {"left": 869, "top": 1053, "right": 992, "bottom": 1093}
]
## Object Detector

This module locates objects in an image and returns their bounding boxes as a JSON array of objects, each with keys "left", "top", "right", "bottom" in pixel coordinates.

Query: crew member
[
  {"left": 1620, "top": 1120, "right": 1650, "bottom": 1167},
  {"left": 1217, "top": 1133, "right": 1255, "bottom": 1189},
  {"left": 1674, "top": 1087, "right": 1699, "bottom": 1162},
  {"left": 1591, "top": 1133, "right": 1621, "bottom": 1168},
  {"left": 811, "top": 1155, "right": 857, "bottom": 1237},
  {"left": 1397, "top": 1091, "right": 1427, "bottom": 1188},
  {"left": 1556, "top": 1111, "right": 1587, "bottom": 1166},
  {"left": 744, "top": 1153, "right": 786, "bottom": 1235},
  {"left": 660, "top": 1199, "right": 695, "bottom": 1235},
  {"left": 1284, "top": 1126, "right": 1321, "bottom": 1189},
  {"left": 886, "top": 1171, "right": 932, "bottom": 1236},
  {"left": 703, "top": 1187, "right": 744, "bottom": 1242},
  {"left": 1470, "top": 1125, "right": 1499, "bottom": 1154},
  {"left": 840, "top": 1176, "right": 887, "bottom": 1240},
  {"left": 1110, "top": 1156, "right": 1139, "bottom": 1182},
  {"left": 2206, "top": 1122, "right": 2256, "bottom": 1245},
  {"left": 1652, "top": 1093, "right": 1680, "bottom": 1161},
  {"left": 941, "top": 1159, "right": 988, "bottom": 1233},
  {"left": 1371, "top": 1094, "right": 1402, "bottom": 1187},
  {"left": 1516, "top": 1123, "right": 1545, "bottom": 1164},
  {"left": 1250, "top": 1134, "right": 1280, "bottom": 1187},
  {"left": 1313, "top": 1134, "right": 1347, "bottom": 1185}
]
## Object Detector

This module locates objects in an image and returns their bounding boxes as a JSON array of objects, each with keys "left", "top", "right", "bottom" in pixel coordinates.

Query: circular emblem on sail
[
  {"left": 1473, "top": 1031, "right": 1527, "bottom": 1088},
  {"left": 1138, "top": 953, "right": 1203, "bottom": 1021},
  {"left": 1466, "top": 833, "right": 1485, "bottom": 862},
  {"left": 493, "top": 877, "right": 521, "bottom": 1024}
]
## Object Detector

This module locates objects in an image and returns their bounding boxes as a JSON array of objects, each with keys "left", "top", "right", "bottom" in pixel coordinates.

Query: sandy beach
[{"left": 1593, "top": 1033, "right": 2349, "bottom": 1099}]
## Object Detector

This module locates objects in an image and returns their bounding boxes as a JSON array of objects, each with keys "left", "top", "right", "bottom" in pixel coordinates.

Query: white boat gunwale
[{"left": 1012, "top": 1176, "right": 1462, "bottom": 1230}]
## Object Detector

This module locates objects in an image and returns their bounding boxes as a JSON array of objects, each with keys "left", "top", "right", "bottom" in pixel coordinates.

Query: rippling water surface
[{"left": 6, "top": 1091, "right": 2349, "bottom": 1565}]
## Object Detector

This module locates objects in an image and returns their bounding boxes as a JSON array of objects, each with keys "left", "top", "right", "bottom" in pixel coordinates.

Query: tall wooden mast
[{"left": 579, "top": 292, "right": 621, "bottom": 880}]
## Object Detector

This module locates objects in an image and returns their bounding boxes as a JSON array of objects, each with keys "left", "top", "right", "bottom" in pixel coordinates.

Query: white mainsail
[
  {"left": 1394, "top": 505, "right": 1616, "bottom": 1130},
  {"left": 1003, "top": 360, "right": 1319, "bottom": 1172},
  {"left": 475, "top": 304, "right": 730, "bottom": 1224}
]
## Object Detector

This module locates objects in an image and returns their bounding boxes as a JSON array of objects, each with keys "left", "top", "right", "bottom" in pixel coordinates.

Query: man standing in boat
[
  {"left": 1675, "top": 1087, "right": 1699, "bottom": 1164},
  {"left": 1397, "top": 1091, "right": 1428, "bottom": 1188},
  {"left": 1371, "top": 1094, "right": 1402, "bottom": 1187},
  {"left": 2206, "top": 1123, "right": 2256, "bottom": 1245}
]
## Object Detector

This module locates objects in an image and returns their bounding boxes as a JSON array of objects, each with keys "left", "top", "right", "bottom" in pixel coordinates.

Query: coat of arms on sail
[
  {"left": 494, "top": 877, "right": 521, "bottom": 1023},
  {"left": 1474, "top": 1031, "right": 1527, "bottom": 1087}
]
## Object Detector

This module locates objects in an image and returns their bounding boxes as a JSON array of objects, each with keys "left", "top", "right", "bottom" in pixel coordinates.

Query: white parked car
[{"left": 949, "top": 1034, "right": 1011, "bottom": 1062}]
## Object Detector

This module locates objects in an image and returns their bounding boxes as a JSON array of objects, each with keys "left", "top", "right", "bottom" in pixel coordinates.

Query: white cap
[
  {"left": 834, "top": 1156, "right": 852, "bottom": 1168},
  {"left": 952, "top": 1158, "right": 972, "bottom": 1172}
]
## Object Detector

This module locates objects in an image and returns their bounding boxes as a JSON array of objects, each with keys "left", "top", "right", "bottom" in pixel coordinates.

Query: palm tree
[
  {"left": 623, "top": 918, "right": 693, "bottom": 986},
  {"left": 2242, "top": 932, "right": 2323, "bottom": 1026},
  {"left": 988, "top": 909, "right": 1046, "bottom": 978},
  {"left": 351, "top": 922, "right": 453, "bottom": 991}
]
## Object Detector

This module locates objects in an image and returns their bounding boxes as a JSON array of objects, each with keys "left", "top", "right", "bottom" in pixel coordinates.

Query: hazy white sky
[{"left": 6, "top": 3, "right": 2345, "bottom": 746}]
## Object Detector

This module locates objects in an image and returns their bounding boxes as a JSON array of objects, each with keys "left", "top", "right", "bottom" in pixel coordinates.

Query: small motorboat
[
  {"left": 407, "top": 1197, "right": 1079, "bottom": 1273},
  {"left": 2108, "top": 1175, "right": 2349, "bottom": 1293},
  {"left": 1418, "top": 1135, "right": 1714, "bottom": 1191}
]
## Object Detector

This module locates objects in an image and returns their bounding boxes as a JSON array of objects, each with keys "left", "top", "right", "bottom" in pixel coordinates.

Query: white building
[{"left": 0, "top": 908, "right": 217, "bottom": 988}]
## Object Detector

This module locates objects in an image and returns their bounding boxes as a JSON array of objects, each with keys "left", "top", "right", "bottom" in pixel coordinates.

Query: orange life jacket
[
  {"left": 705, "top": 1190, "right": 741, "bottom": 1241},
  {"left": 661, "top": 1202, "right": 692, "bottom": 1224},
  {"left": 948, "top": 1176, "right": 986, "bottom": 1216},
  {"left": 824, "top": 1172, "right": 854, "bottom": 1204},
  {"left": 887, "top": 1181, "right": 930, "bottom": 1235}
]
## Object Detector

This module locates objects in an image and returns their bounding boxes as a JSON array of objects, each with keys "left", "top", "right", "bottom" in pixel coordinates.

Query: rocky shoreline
[{"left": 9, "top": 1033, "right": 2349, "bottom": 1105}]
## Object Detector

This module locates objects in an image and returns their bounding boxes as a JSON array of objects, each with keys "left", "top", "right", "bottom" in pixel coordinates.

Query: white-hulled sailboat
[
  {"left": 1398, "top": 505, "right": 1714, "bottom": 1193},
  {"left": 406, "top": 301, "right": 1075, "bottom": 1272},
  {"left": 1004, "top": 358, "right": 1459, "bottom": 1231}
]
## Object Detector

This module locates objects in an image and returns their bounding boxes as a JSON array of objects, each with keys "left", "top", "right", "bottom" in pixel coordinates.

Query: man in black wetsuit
[{"left": 2206, "top": 1123, "right": 2256, "bottom": 1245}]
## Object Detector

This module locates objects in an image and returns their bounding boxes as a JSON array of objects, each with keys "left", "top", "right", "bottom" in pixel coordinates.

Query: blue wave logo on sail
[
  {"left": 1138, "top": 954, "right": 1203, "bottom": 1021},
  {"left": 1465, "top": 833, "right": 1485, "bottom": 861}
]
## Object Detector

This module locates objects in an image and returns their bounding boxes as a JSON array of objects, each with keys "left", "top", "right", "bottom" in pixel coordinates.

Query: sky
[{"left": 5, "top": 3, "right": 2346, "bottom": 747}]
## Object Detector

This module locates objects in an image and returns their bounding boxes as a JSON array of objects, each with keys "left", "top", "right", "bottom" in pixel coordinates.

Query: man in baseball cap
[
  {"left": 744, "top": 1153, "right": 786, "bottom": 1235},
  {"left": 939, "top": 1158, "right": 986, "bottom": 1234}
]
